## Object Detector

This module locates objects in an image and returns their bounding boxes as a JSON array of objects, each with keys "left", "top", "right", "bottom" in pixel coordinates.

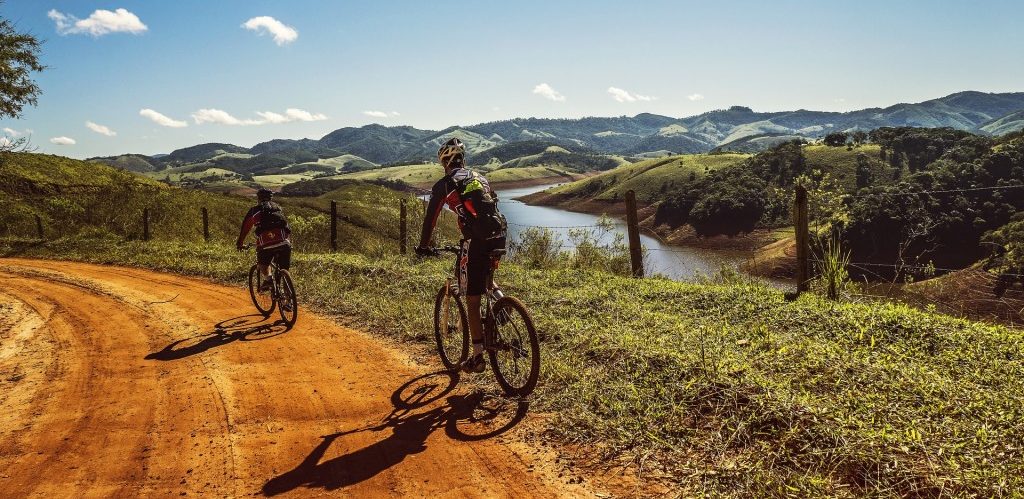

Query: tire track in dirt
[{"left": 0, "top": 258, "right": 592, "bottom": 497}]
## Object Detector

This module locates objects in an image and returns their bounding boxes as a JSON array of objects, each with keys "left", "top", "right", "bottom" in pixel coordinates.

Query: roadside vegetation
[
  {"left": 3, "top": 151, "right": 1024, "bottom": 496},
  {"left": 2, "top": 235, "right": 1021, "bottom": 497},
  {"left": 0, "top": 152, "right": 458, "bottom": 254}
]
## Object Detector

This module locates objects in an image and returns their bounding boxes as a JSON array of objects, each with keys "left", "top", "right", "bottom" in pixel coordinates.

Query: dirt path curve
[{"left": 0, "top": 258, "right": 587, "bottom": 498}]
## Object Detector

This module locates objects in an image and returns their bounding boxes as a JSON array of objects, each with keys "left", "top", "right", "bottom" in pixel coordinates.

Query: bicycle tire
[
  {"left": 248, "top": 265, "right": 275, "bottom": 317},
  {"left": 487, "top": 296, "right": 540, "bottom": 397},
  {"left": 433, "top": 285, "right": 469, "bottom": 370},
  {"left": 277, "top": 270, "right": 298, "bottom": 328}
]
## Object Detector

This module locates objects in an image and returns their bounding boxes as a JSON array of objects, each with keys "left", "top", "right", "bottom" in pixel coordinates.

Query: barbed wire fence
[{"left": 7, "top": 179, "right": 1023, "bottom": 325}]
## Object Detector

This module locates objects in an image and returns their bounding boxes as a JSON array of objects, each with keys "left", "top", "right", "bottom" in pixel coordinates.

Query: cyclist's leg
[
  {"left": 275, "top": 245, "right": 292, "bottom": 272},
  {"left": 256, "top": 248, "right": 274, "bottom": 289},
  {"left": 463, "top": 240, "right": 490, "bottom": 372}
]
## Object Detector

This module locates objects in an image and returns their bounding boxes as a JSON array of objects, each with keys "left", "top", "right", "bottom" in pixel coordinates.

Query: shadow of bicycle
[
  {"left": 261, "top": 370, "right": 530, "bottom": 496},
  {"left": 144, "top": 314, "right": 289, "bottom": 361}
]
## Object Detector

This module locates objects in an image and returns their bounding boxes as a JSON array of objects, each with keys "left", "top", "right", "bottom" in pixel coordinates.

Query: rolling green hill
[
  {"left": 0, "top": 152, "right": 429, "bottom": 253},
  {"left": 979, "top": 109, "right": 1024, "bottom": 136},
  {"left": 89, "top": 153, "right": 158, "bottom": 173},
  {"left": 89, "top": 91, "right": 1024, "bottom": 188},
  {"left": 528, "top": 153, "right": 750, "bottom": 205}
]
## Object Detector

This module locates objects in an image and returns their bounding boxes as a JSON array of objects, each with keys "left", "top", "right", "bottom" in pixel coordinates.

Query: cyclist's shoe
[
  {"left": 461, "top": 354, "right": 487, "bottom": 374},
  {"left": 259, "top": 278, "right": 273, "bottom": 293}
]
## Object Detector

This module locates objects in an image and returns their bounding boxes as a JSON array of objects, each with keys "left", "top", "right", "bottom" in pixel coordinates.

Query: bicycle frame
[{"left": 439, "top": 244, "right": 505, "bottom": 351}]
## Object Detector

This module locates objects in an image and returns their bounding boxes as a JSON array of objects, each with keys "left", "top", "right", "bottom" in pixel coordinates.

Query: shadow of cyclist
[
  {"left": 261, "top": 370, "right": 529, "bottom": 496},
  {"left": 144, "top": 314, "right": 288, "bottom": 361}
]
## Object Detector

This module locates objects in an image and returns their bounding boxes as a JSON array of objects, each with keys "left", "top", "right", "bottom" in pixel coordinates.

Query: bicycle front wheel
[
  {"left": 487, "top": 296, "right": 540, "bottom": 397},
  {"left": 248, "top": 265, "right": 275, "bottom": 317},
  {"left": 277, "top": 270, "right": 298, "bottom": 328},
  {"left": 433, "top": 285, "right": 468, "bottom": 370}
]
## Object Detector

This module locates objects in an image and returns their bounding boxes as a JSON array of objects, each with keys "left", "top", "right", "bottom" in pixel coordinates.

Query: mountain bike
[
  {"left": 429, "top": 244, "right": 540, "bottom": 397},
  {"left": 243, "top": 244, "right": 298, "bottom": 328}
]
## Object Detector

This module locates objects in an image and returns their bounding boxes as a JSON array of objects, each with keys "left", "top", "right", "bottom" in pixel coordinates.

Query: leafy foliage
[
  {"left": 983, "top": 216, "right": 1024, "bottom": 294},
  {"left": 842, "top": 129, "right": 1024, "bottom": 272},
  {"left": 0, "top": 7, "right": 45, "bottom": 120}
]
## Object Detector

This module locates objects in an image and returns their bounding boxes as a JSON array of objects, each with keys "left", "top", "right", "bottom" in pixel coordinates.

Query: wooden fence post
[
  {"left": 35, "top": 215, "right": 44, "bottom": 240},
  {"left": 201, "top": 207, "right": 210, "bottom": 242},
  {"left": 625, "top": 189, "right": 644, "bottom": 278},
  {"left": 399, "top": 199, "right": 408, "bottom": 255},
  {"left": 795, "top": 185, "right": 810, "bottom": 294},
  {"left": 330, "top": 200, "right": 338, "bottom": 251},
  {"left": 143, "top": 208, "right": 150, "bottom": 241}
]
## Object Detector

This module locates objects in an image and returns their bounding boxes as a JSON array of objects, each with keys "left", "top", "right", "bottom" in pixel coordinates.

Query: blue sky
[{"left": 1, "top": 0, "right": 1023, "bottom": 158}]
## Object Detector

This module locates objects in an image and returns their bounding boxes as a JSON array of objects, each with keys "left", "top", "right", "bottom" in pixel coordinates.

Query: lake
[{"left": 495, "top": 183, "right": 754, "bottom": 281}]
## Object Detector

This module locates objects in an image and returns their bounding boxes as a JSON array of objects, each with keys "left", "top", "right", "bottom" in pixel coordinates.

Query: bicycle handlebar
[{"left": 417, "top": 245, "right": 460, "bottom": 257}]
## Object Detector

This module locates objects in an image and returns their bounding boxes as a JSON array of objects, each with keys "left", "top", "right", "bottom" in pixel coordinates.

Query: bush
[{"left": 689, "top": 175, "right": 766, "bottom": 236}]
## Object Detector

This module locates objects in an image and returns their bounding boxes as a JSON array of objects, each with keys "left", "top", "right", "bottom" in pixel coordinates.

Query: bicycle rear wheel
[
  {"left": 248, "top": 265, "right": 275, "bottom": 317},
  {"left": 277, "top": 270, "right": 298, "bottom": 328},
  {"left": 433, "top": 285, "right": 469, "bottom": 370},
  {"left": 487, "top": 296, "right": 540, "bottom": 397}
]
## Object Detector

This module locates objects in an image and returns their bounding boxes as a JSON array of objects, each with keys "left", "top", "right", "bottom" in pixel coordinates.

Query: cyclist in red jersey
[
  {"left": 417, "top": 138, "right": 508, "bottom": 373},
  {"left": 236, "top": 188, "right": 292, "bottom": 293}
]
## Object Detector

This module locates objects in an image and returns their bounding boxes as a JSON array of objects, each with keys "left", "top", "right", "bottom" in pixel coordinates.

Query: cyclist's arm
[
  {"left": 236, "top": 208, "right": 259, "bottom": 248},
  {"left": 418, "top": 180, "right": 446, "bottom": 248}
]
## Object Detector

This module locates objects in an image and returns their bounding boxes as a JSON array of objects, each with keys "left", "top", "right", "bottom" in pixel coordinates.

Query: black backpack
[
  {"left": 256, "top": 202, "right": 289, "bottom": 233},
  {"left": 454, "top": 172, "right": 507, "bottom": 242}
]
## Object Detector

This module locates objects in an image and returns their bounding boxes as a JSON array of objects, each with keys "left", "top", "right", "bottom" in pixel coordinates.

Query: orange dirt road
[{"left": 0, "top": 259, "right": 586, "bottom": 498}]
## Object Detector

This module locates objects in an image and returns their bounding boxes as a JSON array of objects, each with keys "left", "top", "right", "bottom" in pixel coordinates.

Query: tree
[
  {"left": 851, "top": 130, "right": 868, "bottom": 146},
  {"left": 1, "top": 9, "right": 44, "bottom": 120},
  {"left": 823, "top": 132, "right": 849, "bottom": 147},
  {"left": 855, "top": 153, "right": 872, "bottom": 189},
  {"left": 1, "top": 6, "right": 45, "bottom": 152}
]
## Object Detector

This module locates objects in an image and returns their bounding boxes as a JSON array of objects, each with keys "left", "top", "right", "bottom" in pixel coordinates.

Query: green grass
[
  {"left": 294, "top": 154, "right": 377, "bottom": 173},
  {"left": 142, "top": 167, "right": 240, "bottom": 183},
  {"left": 0, "top": 152, "right": 450, "bottom": 254},
  {"left": 329, "top": 161, "right": 579, "bottom": 189},
  {"left": 329, "top": 163, "right": 442, "bottom": 189},
  {"left": 3, "top": 236, "right": 1022, "bottom": 497},
  {"left": 544, "top": 153, "right": 750, "bottom": 203},
  {"left": 803, "top": 144, "right": 892, "bottom": 191},
  {"left": 481, "top": 165, "right": 577, "bottom": 184}
]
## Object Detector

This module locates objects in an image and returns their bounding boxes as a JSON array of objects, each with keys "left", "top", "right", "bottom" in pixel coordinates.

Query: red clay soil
[{"left": 0, "top": 259, "right": 596, "bottom": 497}]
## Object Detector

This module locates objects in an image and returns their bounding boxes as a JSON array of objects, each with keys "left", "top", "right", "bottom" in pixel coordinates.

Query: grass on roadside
[{"left": 2, "top": 236, "right": 1022, "bottom": 497}]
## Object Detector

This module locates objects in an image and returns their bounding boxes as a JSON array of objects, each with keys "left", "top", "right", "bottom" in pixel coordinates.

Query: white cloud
[
  {"left": 3, "top": 127, "right": 24, "bottom": 137},
  {"left": 255, "top": 108, "right": 327, "bottom": 123},
  {"left": 0, "top": 137, "right": 11, "bottom": 148},
  {"left": 242, "top": 16, "right": 298, "bottom": 45},
  {"left": 607, "top": 87, "right": 656, "bottom": 103},
  {"left": 140, "top": 109, "right": 188, "bottom": 128},
  {"left": 50, "top": 136, "right": 76, "bottom": 145},
  {"left": 390, "top": 111, "right": 401, "bottom": 116},
  {"left": 48, "top": 8, "right": 147, "bottom": 36},
  {"left": 194, "top": 107, "right": 327, "bottom": 126},
  {"left": 85, "top": 121, "right": 116, "bottom": 137},
  {"left": 687, "top": 93, "right": 705, "bottom": 101},
  {"left": 284, "top": 108, "right": 327, "bottom": 121},
  {"left": 255, "top": 111, "right": 290, "bottom": 124},
  {"left": 192, "top": 108, "right": 262, "bottom": 126},
  {"left": 532, "top": 83, "right": 566, "bottom": 102},
  {"left": 363, "top": 110, "right": 390, "bottom": 118}
]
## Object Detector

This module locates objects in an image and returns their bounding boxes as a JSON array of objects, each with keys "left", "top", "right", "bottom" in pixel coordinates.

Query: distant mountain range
[{"left": 93, "top": 91, "right": 1024, "bottom": 175}]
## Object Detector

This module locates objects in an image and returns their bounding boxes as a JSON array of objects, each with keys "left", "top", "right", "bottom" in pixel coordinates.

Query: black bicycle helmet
[
  {"left": 257, "top": 188, "right": 273, "bottom": 201},
  {"left": 437, "top": 137, "right": 465, "bottom": 169}
]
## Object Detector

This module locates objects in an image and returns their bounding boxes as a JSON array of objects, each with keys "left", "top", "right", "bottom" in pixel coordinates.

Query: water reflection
[{"left": 495, "top": 184, "right": 751, "bottom": 281}]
